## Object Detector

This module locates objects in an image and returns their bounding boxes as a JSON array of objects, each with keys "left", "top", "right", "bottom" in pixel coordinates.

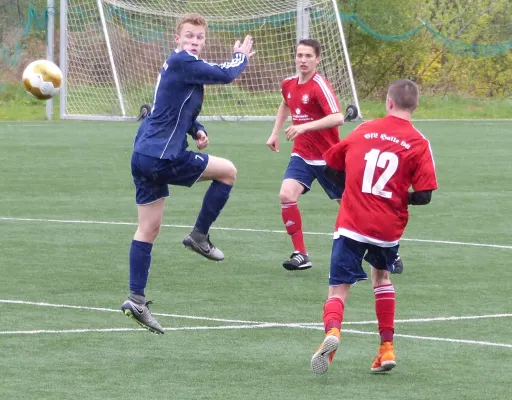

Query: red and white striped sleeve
[{"left": 313, "top": 74, "right": 340, "bottom": 115}]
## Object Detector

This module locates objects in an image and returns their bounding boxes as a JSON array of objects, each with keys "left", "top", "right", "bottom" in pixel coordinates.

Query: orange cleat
[
  {"left": 371, "top": 342, "right": 396, "bottom": 373},
  {"left": 311, "top": 328, "right": 341, "bottom": 374}
]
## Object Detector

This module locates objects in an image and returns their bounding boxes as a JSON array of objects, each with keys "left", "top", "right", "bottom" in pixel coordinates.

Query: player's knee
[
  {"left": 279, "top": 188, "right": 298, "bottom": 203},
  {"left": 371, "top": 269, "right": 390, "bottom": 286},
  {"left": 219, "top": 161, "right": 237, "bottom": 185},
  {"left": 137, "top": 222, "right": 161, "bottom": 242},
  {"left": 279, "top": 191, "right": 292, "bottom": 203}
]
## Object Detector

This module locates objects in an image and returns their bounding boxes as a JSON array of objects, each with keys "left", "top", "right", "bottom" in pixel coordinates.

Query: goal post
[{"left": 59, "top": 0, "right": 361, "bottom": 121}]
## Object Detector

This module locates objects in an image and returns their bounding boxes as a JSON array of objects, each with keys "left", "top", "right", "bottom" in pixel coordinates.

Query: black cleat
[
  {"left": 282, "top": 252, "right": 312, "bottom": 271},
  {"left": 391, "top": 254, "right": 404, "bottom": 274}
]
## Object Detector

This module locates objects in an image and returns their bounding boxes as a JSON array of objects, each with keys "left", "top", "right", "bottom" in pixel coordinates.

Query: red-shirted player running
[
  {"left": 311, "top": 79, "right": 438, "bottom": 375},
  {"left": 266, "top": 39, "right": 345, "bottom": 271},
  {"left": 267, "top": 39, "right": 404, "bottom": 273}
]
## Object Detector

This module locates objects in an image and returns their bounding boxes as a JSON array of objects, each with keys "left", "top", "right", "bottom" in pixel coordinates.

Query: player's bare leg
[
  {"left": 279, "top": 179, "right": 311, "bottom": 270},
  {"left": 183, "top": 156, "right": 236, "bottom": 261},
  {"left": 122, "top": 198, "right": 165, "bottom": 334}
]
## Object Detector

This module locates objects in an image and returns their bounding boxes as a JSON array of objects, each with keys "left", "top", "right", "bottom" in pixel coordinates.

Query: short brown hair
[
  {"left": 297, "top": 39, "right": 321, "bottom": 57},
  {"left": 387, "top": 79, "right": 419, "bottom": 111},
  {"left": 176, "top": 13, "right": 208, "bottom": 34}
]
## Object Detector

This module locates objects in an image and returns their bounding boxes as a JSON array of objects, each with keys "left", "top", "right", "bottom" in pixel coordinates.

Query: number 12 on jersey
[{"left": 362, "top": 149, "right": 399, "bottom": 199}]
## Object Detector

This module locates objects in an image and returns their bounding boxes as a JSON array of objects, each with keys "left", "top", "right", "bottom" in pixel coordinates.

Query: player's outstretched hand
[
  {"left": 234, "top": 35, "right": 255, "bottom": 58},
  {"left": 266, "top": 134, "right": 280, "bottom": 152},
  {"left": 196, "top": 130, "right": 209, "bottom": 150}
]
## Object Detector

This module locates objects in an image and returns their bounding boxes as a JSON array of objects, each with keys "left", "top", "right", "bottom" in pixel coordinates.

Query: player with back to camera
[
  {"left": 266, "top": 39, "right": 404, "bottom": 273},
  {"left": 121, "top": 13, "right": 254, "bottom": 334},
  {"left": 310, "top": 79, "right": 438, "bottom": 374}
]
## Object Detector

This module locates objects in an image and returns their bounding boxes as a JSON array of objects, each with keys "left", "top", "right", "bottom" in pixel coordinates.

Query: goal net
[{"left": 60, "top": 0, "right": 361, "bottom": 120}]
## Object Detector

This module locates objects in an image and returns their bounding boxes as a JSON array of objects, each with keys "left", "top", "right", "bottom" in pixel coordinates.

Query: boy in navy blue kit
[{"left": 121, "top": 13, "right": 254, "bottom": 334}]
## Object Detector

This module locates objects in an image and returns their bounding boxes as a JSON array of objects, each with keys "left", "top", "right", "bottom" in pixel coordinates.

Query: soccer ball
[{"left": 22, "top": 60, "right": 62, "bottom": 100}]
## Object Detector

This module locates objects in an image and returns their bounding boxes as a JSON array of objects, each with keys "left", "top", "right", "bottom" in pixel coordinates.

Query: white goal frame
[{"left": 58, "top": 0, "right": 361, "bottom": 121}]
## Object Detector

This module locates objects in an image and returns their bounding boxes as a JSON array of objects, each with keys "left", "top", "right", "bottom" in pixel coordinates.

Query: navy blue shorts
[
  {"left": 131, "top": 151, "right": 209, "bottom": 205},
  {"left": 329, "top": 236, "right": 400, "bottom": 285},
  {"left": 283, "top": 156, "right": 342, "bottom": 200}
]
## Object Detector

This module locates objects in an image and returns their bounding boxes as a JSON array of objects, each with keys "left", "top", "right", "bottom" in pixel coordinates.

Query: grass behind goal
[{"left": 1, "top": 120, "right": 511, "bottom": 399}]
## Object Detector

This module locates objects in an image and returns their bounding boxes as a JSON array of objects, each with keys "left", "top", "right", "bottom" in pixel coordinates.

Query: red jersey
[
  {"left": 281, "top": 72, "right": 341, "bottom": 162},
  {"left": 323, "top": 115, "right": 438, "bottom": 245}
]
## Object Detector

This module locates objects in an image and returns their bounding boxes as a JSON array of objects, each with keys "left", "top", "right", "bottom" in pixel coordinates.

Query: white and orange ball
[{"left": 22, "top": 60, "right": 62, "bottom": 100}]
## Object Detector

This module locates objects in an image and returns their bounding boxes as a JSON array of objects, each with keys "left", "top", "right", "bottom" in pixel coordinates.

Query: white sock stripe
[
  {"left": 374, "top": 290, "right": 396, "bottom": 296},
  {"left": 374, "top": 284, "right": 394, "bottom": 289},
  {"left": 374, "top": 286, "right": 395, "bottom": 295}
]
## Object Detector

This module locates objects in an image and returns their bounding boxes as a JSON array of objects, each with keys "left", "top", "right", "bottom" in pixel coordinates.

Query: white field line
[
  {"left": 299, "top": 325, "right": 512, "bottom": 349},
  {"left": 0, "top": 299, "right": 266, "bottom": 324},
  {"left": 1, "top": 216, "right": 512, "bottom": 250},
  {"left": 338, "top": 329, "right": 512, "bottom": 349},
  {"left": 298, "top": 313, "right": 512, "bottom": 326},
  {"left": 0, "top": 324, "right": 280, "bottom": 335},
  {"left": 2, "top": 299, "right": 512, "bottom": 327},
  {"left": 1, "top": 324, "right": 512, "bottom": 349},
  {"left": 1, "top": 125, "right": 49, "bottom": 128},
  {"left": 2, "top": 299, "right": 512, "bottom": 348}
]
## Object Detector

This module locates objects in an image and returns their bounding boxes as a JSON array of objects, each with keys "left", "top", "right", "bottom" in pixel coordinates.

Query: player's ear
[{"left": 386, "top": 95, "right": 393, "bottom": 110}]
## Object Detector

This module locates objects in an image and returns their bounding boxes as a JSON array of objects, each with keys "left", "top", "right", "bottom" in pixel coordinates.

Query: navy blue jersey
[{"left": 134, "top": 50, "right": 248, "bottom": 160}]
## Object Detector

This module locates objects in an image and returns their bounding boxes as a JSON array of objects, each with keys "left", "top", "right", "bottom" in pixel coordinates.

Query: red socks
[
  {"left": 374, "top": 284, "right": 395, "bottom": 343},
  {"left": 320, "top": 285, "right": 395, "bottom": 342},
  {"left": 281, "top": 202, "right": 306, "bottom": 253},
  {"left": 323, "top": 297, "right": 344, "bottom": 333}
]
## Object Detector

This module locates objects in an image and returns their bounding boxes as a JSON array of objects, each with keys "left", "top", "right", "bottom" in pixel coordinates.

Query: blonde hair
[{"left": 176, "top": 13, "right": 208, "bottom": 34}]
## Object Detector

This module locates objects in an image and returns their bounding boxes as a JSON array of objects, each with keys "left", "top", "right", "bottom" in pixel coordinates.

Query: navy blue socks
[
  {"left": 194, "top": 181, "right": 233, "bottom": 234},
  {"left": 129, "top": 240, "right": 153, "bottom": 296}
]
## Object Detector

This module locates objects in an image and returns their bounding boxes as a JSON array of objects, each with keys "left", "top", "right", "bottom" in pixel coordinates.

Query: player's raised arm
[{"left": 179, "top": 35, "right": 254, "bottom": 85}]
